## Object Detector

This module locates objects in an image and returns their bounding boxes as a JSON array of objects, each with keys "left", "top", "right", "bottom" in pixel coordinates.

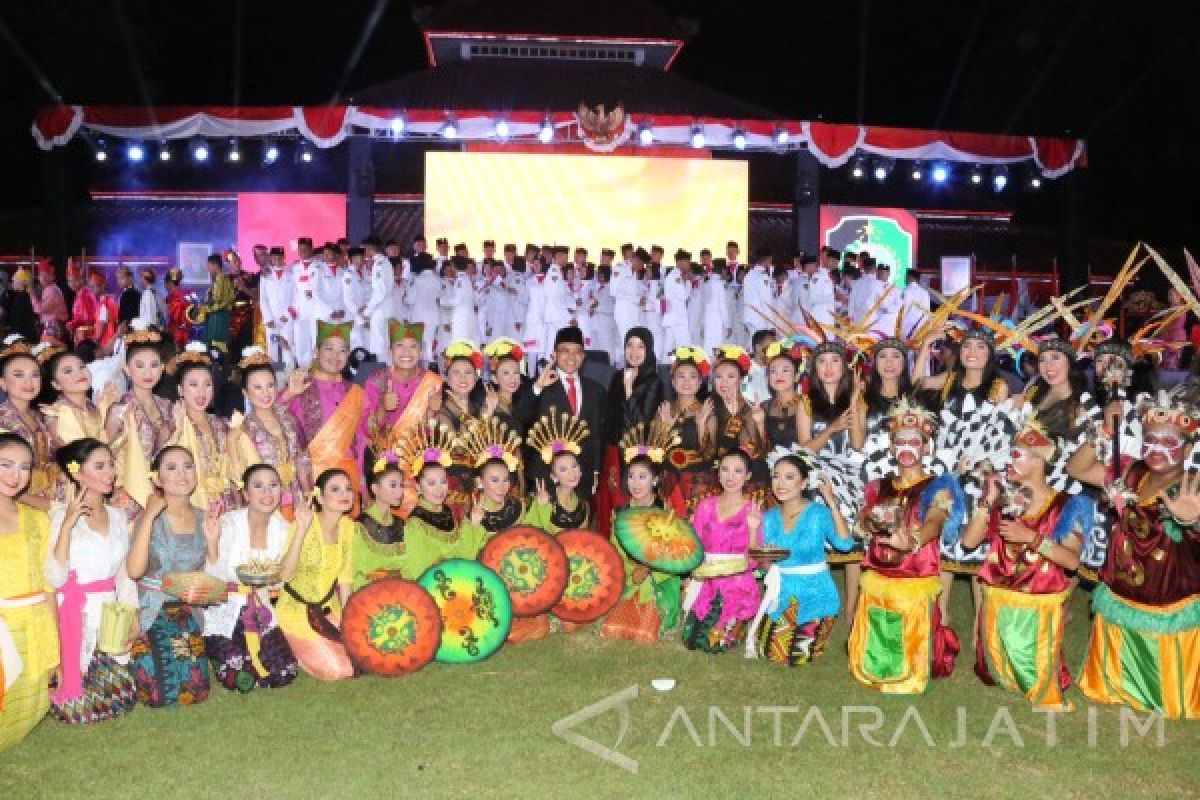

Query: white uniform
[
  {"left": 806, "top": 268, "right": 838, "bottom": 327},
  {"left": 522, "top": 272, "right": 545, "bottom": 370},
  {"left": 540, "top": 266, "right": 572, "bottom": 351},
  {"left": 569, "top": 272, "right": 593, "bottom": 348},
  {"left": 259, "top": 265, "right": 292, "bottom": 366},
  {"left": 687, "top": 273, "right": 705, "bottom": 345},
  {"left": 136, "top": 287, "right": 162, "bottom": 330},
  {"left": 901, "top": 281, "right": 932, "bottom": 339},
  {"left": 867, "top": 279, "right": 902, "bottom": 336},
  {"left": 702, "top": 270, "right": 729, "bottom": 353},
  {"left": 848, "top": 274, "right": 877, "bottom": 326},
  {"left": 589, "top": 280, "right": 616, "bottom": 356},
  {"left": 289, "top": 257, "right": 327, "bottom": 368},
  {"left": 740, "top": 264, "right": 775, "bottom": 342},
  {"left": 641, "top": 275, "right": 665, "bottom": 360},
  {"left": 508, "top": 266, "right": 528, "bottom": 342},
  {"left": 661, "top": 266, "right": 693, "bottom": 352},
  {"left": 364, "top": 254, "right": 394, "bottom": 363},
  {"left": 479, "top": 271, "right": 518, "bottom": 341},
  {"left": 342, "top": 266, "right": 370, "bottom": 352},
  {"left": 725, "top": 267, "right": 743, "bottom": 344},
  {"left": 405, "top": 269, "right": 442, "bottom": 364},
  {"left": 438, "top": 272, "right": 478, "bottom": 347},
  {"left": 609, "top": 264, "right": 643, "bottom": 361},
  {"left": 393, "top": 259, "right": 411, "bottom": 323}
]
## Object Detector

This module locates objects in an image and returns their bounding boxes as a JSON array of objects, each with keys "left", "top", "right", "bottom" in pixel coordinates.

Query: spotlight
[
  {"left": 538, "top": 118, "right": 554, "bottom": 144},
  {"left": 970, "top": 166, "right": 983, "bottom": 185},
  {"left": 227, "top": 139, "right": 241, "bottom": 163},
  {"left": 158, "top": 144, "right": 171, "bottom": 162},
  {"left": 95, "top": 140, "right": 108, "bottom": 162},
  {"left": 774, "top": 127, "right": 789, "bottom": 146},
  {"left": 494, "top": 119, "right": 509, "bottom": 138},
  {"left": 873, "top": 159, "right": 893, "bottom": 182},
  {"left": 441, "top": 119, "right": 458, "bottom": 140},
  {"left": 191, "top": 139, "right": 209, "bottom": 162},
  {"left": 299, "top": 145, "right": 314, "bottom": 164},
  {"left": 390, "top": 117, "right": 405, "bottom": 136},
  {"left": 992, "top": 166, "right": 1009, "bottom": 192},
  {"left": 931, "top": 164, "right": 949, "bottom": 184},
  {"left": 850, "top": 157, "right": 865, "bottom": 179},
  {"left": 638, "top": 124, "right": 654, "bottom": 146},
  {"left": 910, "top": 164, "right": 923, "bottom": 181},
  {"left": 263, "top": 142, "right": 280, "bottom": 165},
  {"left": 1030, "top": 176, "right": 1042, "bottom": 189},
  {"left": 732, "top": 129, "right": 747, "bottom": 150},
  {"left": 126, "top": 142, "right": 145, "bottom": 163},
  {"left": 690, "top": 125, "right": 706, "bottom": 149}
]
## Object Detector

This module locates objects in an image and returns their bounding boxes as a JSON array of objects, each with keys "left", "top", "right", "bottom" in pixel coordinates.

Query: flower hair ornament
[
  {"left": 238, "top": 345, "right": 272, "bottom": 371},
  {"left": 0, "top": 334, "right": 31, "bottom": 357},
  {"left": 168, "top": 341, "right": 212, "bottom": 374},
  {"left": 711, "top": 344, "right": 752, "bottom": 375},
  {"left": 125, "top": 318, "right": 163, "bottom": 346},
  {"left": 618, "top": 421, "right": 679, "bottom": 466},
  {"left": 66, "top": 460, "right": 81, "bottom": 476},
  {"left": 670, "top": 345, "right": 711, "bottom": 378},
  {"left": 371, "top": 448, "right": 401, "bottom": 476},
  {"left": 395, "top": 420, "right": 459, "bottom": 479},
  {"left": 443, "top": 339, "right": 484, "bottom": 372},
  {"left": 526, "top": 411, "right": 590, "bottom": 465},
  {"left": 482, "top": 338, "right": 526, "bottom": 374},
  {"left": 764, "top": 334, "right": 810, "bottom": 369},
  {"left": 461, "top": 416, "right": 523, "bottom": 472}
]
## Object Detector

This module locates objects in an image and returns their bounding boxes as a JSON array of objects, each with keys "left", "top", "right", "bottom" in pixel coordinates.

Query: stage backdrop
[
  {"left": 820, "top": 205, "right": 918, "bottom": 287},
  {"left": 424, "top": 152, "right": 748, "bottom": 258},
  {"left": 237, "top": 192, "right": 347, "bottom": 265}
]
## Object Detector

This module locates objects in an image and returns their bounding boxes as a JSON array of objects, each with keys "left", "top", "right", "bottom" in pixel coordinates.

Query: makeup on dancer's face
[
  {"left": 551, "top": 453, "right": 581, "bottom": 490},
  {"left": 317, "top": 336, "right": 349, "bottom": 374},
  {"left": 718, "top": 454, "right": 749, "bottom": 492},
  {"left": 815, "top": 352, "right": 844, "bottom": 384},
  {"left": 494, "top": 360, "right": 521, "bottom": 394},
  {"left": 52, "top": 354, "right": 91, "bottom": 394},
  {"left": 768, "top": 358, "right": 796, "bottom": 391},
  {"left": 244, "top": 370, "right": 277, "bottom": 409},
  {"left": 960, "top": 338, "right": 990, "bottom": 368},
  {"left": 158, "top": 449, "right": 197, "bottom": 496},
  {"left": 478, "top": 463, "right": 511, "bottom": 503},
  {"left": 371, "top": 471, "right": 405, "bottom": 507},
  {"left": 1007, "top": 448, "right": 1037, "bottom": 480},
  {"left": 1038, "top": 350, "right": 1069, "bottom": 386},
  {"left": 770, "top": 462, "right": 803, "bottom": 502},
  {"left": 713, "top": 363, "right": 740, "bottom": 397},
  {"left": 447, "top": 360, "right": 477, "bottom": 395},
  {"left": 181, "top": 369, "right": 214, "bottom": 412},
  {"left": 625, "top": 463, "right": 656, "bottom": 501},
  {"left": 243, "top": 468, "right": 282, "bottom": 512},
  {"left": 322, "top": 475, "right": 356, "bottom": 512},
  {"left": 1143, "top": 429, "right": 1185, "bottom": 470},
  {"left": 392, "top": 337, "right": 421, "bottom": 369},
  {"left": 77, "top": 448, "right": 116, "bottom": 495},
  {"left": 875, "top": 347, "right": 905, "bottom": 379},
  {"left": 892, "top": 431, "right": 924, "bottom": 467},
  {"left": 2, "top": 356, "right": 40, "bottom": 401},
  {"left": 624, "top": 337, "right": 646, "bottom": 368},
  {"left": 125, "top": 351, "right": 164, "bottom": 391},
  {"left": 418, "top": 465, "right": 449, "bottom": 504},
  {"left": 672, "top": 364, "right": 701, "bottom": 397},
  {"left": 0, "top": 443, "right": 32, "bottom": 496}
]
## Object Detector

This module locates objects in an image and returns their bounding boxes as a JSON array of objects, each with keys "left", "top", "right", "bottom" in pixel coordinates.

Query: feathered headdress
[
  {"left": 763, "top": 334, "right": 810, "bottom": 368},
  {"left": 618, "top": 420, "right": 679, "bottom": 466},
  {"left": 952, "top": 286, "right": 1088, "bottom": 358},
  {"left": 669, "top": 345, "right": 711, "bottom": 377},
  {"left": 526, "top": 411, "right": 590, "bottom": 465},
  {"left": 461, "top": 416, "right": 522, "bottom": 472},
  {"left": 443, "top": 339, "right": 484, "bottom": 371},
  {"left": 1138, "top": 388, "right": 1200, "bottom": 440},
  {"left": 394, "top": 420, "right": 459, "bottom": 478}
]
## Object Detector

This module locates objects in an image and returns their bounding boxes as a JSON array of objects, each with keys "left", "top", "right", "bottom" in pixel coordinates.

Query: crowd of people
[{"left": 0, "top": 234, "right": 1197, "bottom": 756}]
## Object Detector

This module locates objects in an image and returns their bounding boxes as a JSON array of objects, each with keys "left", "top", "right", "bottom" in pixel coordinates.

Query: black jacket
[
  {"left": 515, "top": 372, "right": 607, "bottom": 500},
  {"left": 605, "top": 368, "right": 664, "bottom": 444}
]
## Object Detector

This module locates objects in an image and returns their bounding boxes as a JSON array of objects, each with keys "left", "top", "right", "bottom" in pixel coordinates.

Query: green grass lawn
[{"left": 2, "top": 579, "right": 1197, "bottom": 800}]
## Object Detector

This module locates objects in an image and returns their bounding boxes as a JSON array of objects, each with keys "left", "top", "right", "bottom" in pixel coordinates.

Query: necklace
[{"left": 256, "top": 409, "right": 297, "bottom": 487}]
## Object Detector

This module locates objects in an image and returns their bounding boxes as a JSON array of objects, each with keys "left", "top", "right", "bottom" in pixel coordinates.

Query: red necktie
[{"left": 566, "top": 375, "right": 578, "bottom": 415}]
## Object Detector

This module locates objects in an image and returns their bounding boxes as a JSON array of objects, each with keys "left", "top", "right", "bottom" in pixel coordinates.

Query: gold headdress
[
  {"left": 394, "top": 419, "right": 459, "bottom": 478},
  {"left": 461, "top": 416, "right": 522, "bottom": 472},
  {"left": 884, "top": 396, "right": 938, "bottom": 438},
  {"left": 526, "top": 411, "right": 589, "bottom": 465},
  {"left": 237, "top": 345, "right": 272, "bottom": 370},
  {"left": 168, "top": 341, "right": 212, "bottom": 374},
  {"left": 125, "top": 318, "right": 162, "bottom": 346},
  {"left": 32, "top": 341, "right": 65, "bottom": 366},
  {"left": 618, "top": 420, "right": 679, "bottom": 466},
  {"left": 0, "top": 334, "right": 32, "bottom": 359}
]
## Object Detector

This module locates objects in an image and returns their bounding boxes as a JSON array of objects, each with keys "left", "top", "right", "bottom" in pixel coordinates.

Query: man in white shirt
[
  {"left": 342, "top": 247, "right": 371, "bottom": 353},
  {"left": 661, "top": 249, "right": 694, "bottom": 353},
  {"left": 438, "top": 257, "right": 478, "bottom": 349},
  {"left": 521, "top": 254, "right": 546, "bottom": 373},
  {"left": 135, "top": 267, "right": 162, "bottom": 330},
  {"left": 289, "top": 236, "right": 327, "bottom": 368},
  {"left": 541, "top": 256, "right": 573, "bottom": 357},
  {"left": 702, "top": 258, "right": 729, "bottom": 353},
  {"left": 804, "top": 255, "right": 838, "bottom": 327},
  {"left": 868, "top": 263, "right": 903, "bottom": 336},
  {"left": 740, "top": 250, "right": 776, "bottom": 344},
  {"left": 258, "top": 247, "right": 292, "bottom": 367},
  {"left": 480, "top": 258, "right": 517, "bottom": 341},
  {"left": 405, "top": 252, "right": 442, "bottom": 364},
  {"left": 901, "top": 270, "right": 932, "bottom": 339},
  {"left": 689, "top": 249, "right": 711, "bottom": 343},
  {"left": 589, "top": 264, "right": 616, "bottom": 356},
  {"left": 361, "top": 237, "right": 394, "bottom": 364},
  {"left": 610, "top": 247, "right": 646, "bottom": 363}
]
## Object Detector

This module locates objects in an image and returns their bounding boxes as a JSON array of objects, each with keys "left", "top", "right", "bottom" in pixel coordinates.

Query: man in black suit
[{"left": 516, "top": 325, "right": 607, "bottom": 500}]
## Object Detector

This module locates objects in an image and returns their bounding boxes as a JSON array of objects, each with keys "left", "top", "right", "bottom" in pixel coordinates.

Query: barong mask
[{"left": 1139, "top": 390, "right": 1199, "bottom": 473}]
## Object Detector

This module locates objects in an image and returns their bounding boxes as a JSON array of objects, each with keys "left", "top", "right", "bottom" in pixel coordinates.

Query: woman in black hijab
[{"left": 596, "top": 326, "right": 665, "bottom": 531}]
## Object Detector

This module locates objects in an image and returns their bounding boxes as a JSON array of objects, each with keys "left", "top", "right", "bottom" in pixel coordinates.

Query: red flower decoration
[
  {"left": 737, "top": 353, "right": 752, "bottom": 372},
  {"left": 469, "top": 352, "right": 484, "bottom": 370},
  {"left": 511, "top": 344, "right": 524, "bottom": 362},
  {"left": 698, "top": 361, "right": 711, "bottom": 378},
  {"left": 668, "top": 450, "right": 688, "bottom": 468}
]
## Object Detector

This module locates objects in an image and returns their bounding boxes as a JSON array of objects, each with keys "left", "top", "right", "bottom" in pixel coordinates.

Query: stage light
[
  {"left": 850, "top": 158, "right": 865, "bottom": 179},
  {"left": 732, "top": 129, "right": 747, "bottom": 150},
  {"left": 227, "top": 139, "right": 241, "bottom": 163},
  {"left": 390, "top": 117, "right": 405, "bottom": 136},
  {"left": 263, "top": 142, "right": 279, "bottom": 164},
  {"left": 910, "top": 163, "right": 923, "bottom": 181},
  {"left": 442, "top": 119, "right": 458, "bottom": 140},
  {"left": 970, "top": 166, "right": 983, "bottom": 185},
  {"left": 992, "top": 166, "right": 1008, "bottom": 192},
  {"left": 94, "top": 139, "right": 108, "bottom": 162},
  {"left": 191, "top": 140, "right": 209, "bottom": 162},
  {"left": 1030, "top": 176, "right": 1042, "bottom": 189},
  {"left": 538, "top": 118, "right": 554, "bottom": 144},
  {"left": 638, "top": 124, "right": 653, "bottom": 146},
  {"left": 774, "top": 127, "right": 789, "bottom": 146},
  {"left": 690, "top": 126, "right": 706, "bottom": 149},
  {"left": 873, "top": 159, "right": 893, "bottom": 182},
  {"left": 126, "top": 142, "right": 145, "bottom": 163},
  {"left": 299, "top": 145, "right": 314, "bottom": 164},
  {"left": 494, "top": 119, "right": 509, "bottom": 138},
  {"left": 931, "top": 164, "right": 949, "bottom": 183},
  {"left": 158, "top": 144, "right": 171, "bottom": 162}
]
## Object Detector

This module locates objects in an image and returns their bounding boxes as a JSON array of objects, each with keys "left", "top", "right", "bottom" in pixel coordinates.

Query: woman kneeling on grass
[
  {"left": 203, "top": 464, "right": 298, "bottom": 692},
  {"left": 276, "top": 469, "right": 357, "bottom": 682},
  {"left": 746, "top": 447, "right": 855, "bottom": 665},
  {"left": 126, "top": 445, "right": 214, "bottom": 707}
]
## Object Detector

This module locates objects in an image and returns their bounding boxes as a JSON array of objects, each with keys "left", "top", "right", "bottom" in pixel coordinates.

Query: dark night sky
[{"left": 0, "top": 0, "right": 1196, "bottom": 251}]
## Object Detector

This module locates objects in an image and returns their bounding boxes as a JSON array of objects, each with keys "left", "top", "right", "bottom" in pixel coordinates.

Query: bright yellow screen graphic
[{"left": 424, "top": 151, "right": 748, "bottom": 257}]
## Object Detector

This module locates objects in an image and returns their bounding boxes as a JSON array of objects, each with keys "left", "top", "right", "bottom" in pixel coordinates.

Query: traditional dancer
[
  {"left": 350, "top": 455, "right": 409, "bottom": 590},
  {"left": 459, "top": 417, "right": 526, "bottom": 541},
  {"left": 659, "top": 347, "right": 717, "bottom": 516},
  {"left": 37, "top": 343, "right": 115, "bottom": 450},
  {"left": 0, "top": 336, "right": 56, "bottom": 511},
  {"left": 105, "top": 326, "right": 174, "bottom": 513},
  {"left": 167, "top": 343, "right": 240, "bottom": 514},
  {"left": 524, "top": 412, "right": 593, "bottom": 533}
]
